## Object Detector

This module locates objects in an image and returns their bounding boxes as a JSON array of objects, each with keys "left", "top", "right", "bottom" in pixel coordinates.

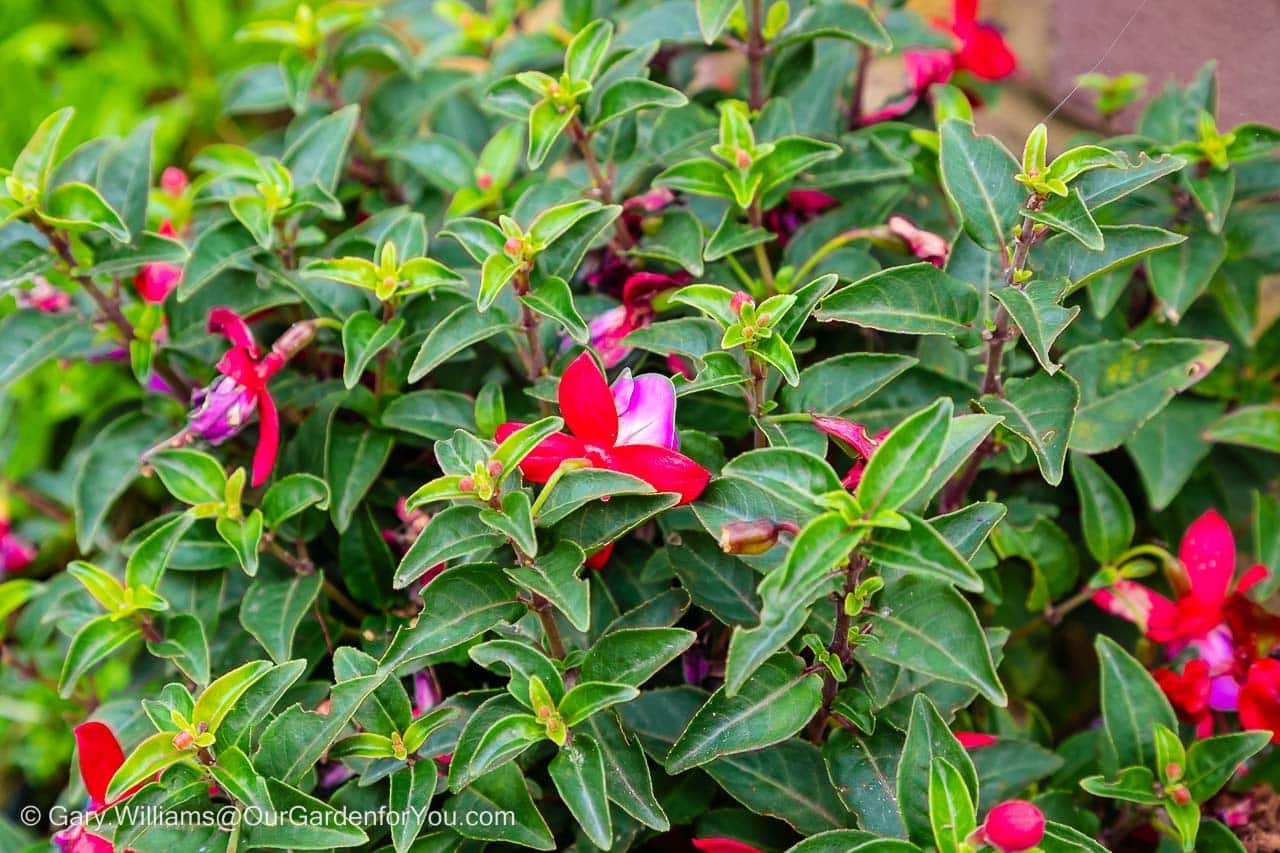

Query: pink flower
[
  {"left": 955, "top": 731, "right": 998, "bottom": 749},
  {"left": 861, "top": 49, "right": 956, "bottom": 124},
  {"left": 187, "top": 308, "right": 314, "bottom": 487},
  {"left": 55, "top": 722, "right": 145, "bottom": 852},
  {"left": 1153, "top": 659, "right": 1214, "bottom": 738},
  {"left": 888, "top": 215, "right": 950, "bottom": 267},
  {"left": 18, "top": 276, "right": 71, "bottom": 313},
  {"left": 692, "top": 839, "right": 764, "bottom": 853},
  {"left": 495, "top": 352, "right": 709, "bottom": 505},
  {"left": 133, "top": 223, "right": 182, "bottom": 304},
  {"left": 764, "top": 190, "right": 838, "bottom": 247},
  {"left": 975, "top": 800, "right": 1045, "bottom": 853},
  {"left": 412, "top": 671, "right": 441, "bottom": 717},
  {"left": 0, "top": 520, "right": 36, "bottom": 574},
  {"left": 813, "top": 417, "right": 887, "bottom": 490}
]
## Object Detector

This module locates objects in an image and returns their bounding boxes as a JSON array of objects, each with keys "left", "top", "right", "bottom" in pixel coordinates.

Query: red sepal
[
  {"left": 602, "top": 444, "right": 710, "bottom": 505},
  {"left": 558, "top": 352, "right": 618, "bottom": 447}
]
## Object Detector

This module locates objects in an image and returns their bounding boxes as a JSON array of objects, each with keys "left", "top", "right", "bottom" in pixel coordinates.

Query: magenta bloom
[
  {"left": 861, "top": 49, "right": 956, "bottom": 124},
  {"left": 189, "top": 374, "right": 259, "bottom": 445},
  {"left": 0, "top": 521, "right": 36, "bottom": 573},
  {"left": 764, "top": 190, "right": 838, "bottom": 247},
  {"left": 612, "top": 369, "right": 678, "bottom": 449},
  {"left": 133, "top": 221, "right": 182, "bottom": 304},
  {"left": 160, "top": 167, "right": 189, "bottom": 197},
  {"left": 588, "top": 272, "right": 685, "bottom": 368},
  {"left": 19, "top": 276, "right": 71, "bottom": 313},
  {"left": 888, "top": 215, "right": 950, "bottom": 267}
]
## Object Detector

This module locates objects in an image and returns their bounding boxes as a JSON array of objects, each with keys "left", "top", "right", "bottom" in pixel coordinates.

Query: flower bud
[
  {"left": 719, "top": 519, "right": 786, "bottom": 555},
  {"left": 1170, "top": 784, "right": 1191, "bottom": 805},
  {"left": 980, "top": 800, "right": 1045, "bottom": 853},
  {"left": 188, "top": 375, "right": 258, "bottom": 445},
  {"left": 161, "top": 167, "right": 189, "bottom": 197},
  {"left": 735, "top": 147, "right": 752, "bottom": 169},
  {"left": 1165, "top": 762, "right": 1183, "bottom": 782},
  {"left": 172, "top": 730, "right": 194, "bottom": 750},
  {"left": 504, "top": 236, "right": 523, "bottom": 257},
  {"left": 458, "top": 476, "right": 475, "bottom": 493},
  {"left": 476, "top": 171, "right": 494, "bottom": 190},
  {"left": 135, "top": 262, "right": 182, "bottom": 304},
  {"left": 730, "top": 291, "right": 755, "bottom": 316},
  {"left": 487, "top": 460, "right": 504, "bottom": 477}
]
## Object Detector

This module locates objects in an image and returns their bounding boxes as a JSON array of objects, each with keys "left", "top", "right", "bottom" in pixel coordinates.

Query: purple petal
[
  {"left": 1209, "top": 674, "right": 1241, "bottom": 712},
  {"left": 614, "top": 373, "right": 677, "bottom": 449}
]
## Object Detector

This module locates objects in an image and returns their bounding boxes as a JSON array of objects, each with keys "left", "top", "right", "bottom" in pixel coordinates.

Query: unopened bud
[
  {"left": 1170, "top": 785, "right": 1191, "bottom": 806},
  {"left": 735, "top": 147, "right": 752, "bottom": 169},
  {"left": 459, "top": 476, "right": 475, "bottom": 492},
  {"left": 476, "top": 171, "right": 493, "bottom": 190},
  {"left": 730, "top": 291, "right": 754, "bottom": 315},
  {"left": 161, "top": 167, "right": 189, "bottom": 197},
  {"left": 383, "top": 275, "right": 397, "bottom": 291},
  {"left": 720, "top": 519, "right": 786, "bottom": 555},
  {"left": 487, "top": 460, "right": 504, "bottom": 477},
  {"left": 504, "top": 237, "right": 523, "bottom": 257},
  {"left": 172, "top": 731, "right": 194, "bottom": 750},
  {"left": 981, "top": 800, "right": 1045, "bottom": 853},
  {"left": 1165, "top": 762, "right": 1183, "bottom": 782}
]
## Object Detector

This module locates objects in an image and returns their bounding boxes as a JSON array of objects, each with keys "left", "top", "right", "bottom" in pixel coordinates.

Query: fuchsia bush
[{"left": 0, "top": 0, "right": 1279, "bottom": 851}]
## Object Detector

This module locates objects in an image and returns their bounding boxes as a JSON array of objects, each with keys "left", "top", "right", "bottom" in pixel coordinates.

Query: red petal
[
  {"left": 74, "top": 722, "right": 126, "bottom": 810},
  {"left": 1092, "top": 581, "right": 1178, "bottom": 639},
  {"left": 692, "top": 840, "right": 765, "bottom": 853},
  {"left": 208, "top": 307, "right": 260, "bottom": 357},
  {"left": 952, "top": 0, "right": 979, "bottom": 28},
  {"left": 56, "top": 826, "right": 117, "bottom": 853},
  {"left": 1237, "top": 564, "right": 1270, "bottom": 596},
  {"left": 1180, "top": 510, "right": 1235, "bottom": 608},
  {"left": 558, "top": 352, "right": 618, "bottom": 446},
  {"left": 1239, "top": 658, "right": 1280, "bottom": 743},
  {"left": 585, "top": 541, "right": 614, "bottom": 570},
  {"left": 602, "top": 444, "right": 710, "bottom": 505},
  {"left": 251, "top": 392, "right": 279, "bottom": 487},
  {"left": 495, "top": 422, "right": 587, "bottom": 483},
  {"left": 955, "top": 731, "right": 998, "bottom": 749},
  {"left": 955, "top": 24, "right": 1017, "bottom": 80},
  {"left": 216, "top": 347, "right": 266, "bottom": 392}
]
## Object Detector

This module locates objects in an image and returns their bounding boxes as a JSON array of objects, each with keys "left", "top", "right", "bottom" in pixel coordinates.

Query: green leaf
[
  {"left": 695, "top": 0, "right": 741, "bottom": 43},
  {"left": 521, "top": 275, "right": 588, "bottom": 343},
  {"left": 177, "top": 219, "right": 260, "bottom": 300},
  {"left": 396, "top": 505, "right": 505, "bottom": 588},
  {"left": 1029, "top": 189, "right": 1103, "bottom": 251},
  {"left": 1069, "top": 453, "right": 1134, "bottom": 564},
  {"left": 75, "top": 412, "right": 165, "bottom": 551},
  {"left": 565, "top": 20, "right": 613, "bottom": 82},
  {"left": 581, "top": 712, "right": 668, "bottom": 831},
  {"left": 929, "top": 758, "right": 977, "bottom": 853},
  {"left": 1073, "top": 152, "right": 1186, "bottom": 208},
  {"left": 150, "top": 449, "right": 228, "bottom": 505},
  {"left": 548, "top": 734, "right": 613, "bottom": 850},
  {"left": 341, "top": 311, "right": 403, "bottom": 390},
  {"left": 1095, "top": 635, "right": 1176, "bottom": 770},
  {"left": 479, "top": 490, "right": 538, "bottom": 557},
  {"left": 1186, "top": 167, "right": 1234, "bottom": 234},
  {"left": 126, "top": 513, "right": 194, "bottom": 591},
  {"left": 215, "top": 510, "right": 264, "bottom": 577},
  {"left": 654, "top": 158, "right": 734, "bottom": 200},
  {"left": 254, "top": 674, "right": 383, "bottom": 782},
  {"left": 459, "top": 713, "right": 546, "bottom": 783},
  {"left": 783, "top": 353, "right": 917, "bottom": 415},
  {"left": 1205, "top": 405, "right": 1280, "bottom": 453},
  {"left": 98, "top": 119, "right": 155, "bottom": 243},
  {"left": 1079, "top": 766, "right": 1161, "bottom": 804},
  {"left": 193, "top": 659, "right": 273, "bottom": 733},
  {"left": 1184, "top": 731, "right": 1271, "bottom": 802},
  {"left": 1064, "top": 338, "right": 1226, "bottom": 453},
  {"left": 580, "top": 627, "right": 696, "bottom": 687},
  {"left": 666, "top": 654, "right": 823, "bottom": 772},
  {"left": 938, "top": 119, "right": 1022, "bottom": 252},
  {"left": 992, "top": 278, "right": 1080, "bottom": 374},
  {"left": 823, "top": 727, "right": 906, "bottom": 837},
  {"left": 560, "top": 682, "right": 639, "bottom": 726},
  {"left": 533, "top": 469, "right": 654, "bottom": 525},
  {"left": 897, "top": 694, "right": 978, "bottom": 847},
  {"left": 253, "top": 779, "right": 369, "bottom": 848},
  {"left": 505, "top": 539, "right": 591, "bottom": 632},
  {"left": 283, "top": 104, "right": 359, "bottom": 192},
  {"left": 325, "top": 419, "right": 393, "bottom": 532},
  {"left": 817, "top": 264, "right": 978, "bottom": 337},
  {"left": 630, "top": 206, "right": 705, "bottom": 275},
  {"left": 207, "top": 745, "right": 272, "bottom": 812},
  {"left": 60, "top": 614, "right": 141, "bottom": 698},
  {"left": 0, "top": 311, "right": 93, "bottom": 393},
  {"left": 864, "top": 514, "right": 984, "bottom": 592},
  {"left": 389, "top": 762, "right": 437, "bottom": 853},
  {"left": 1041, "top": 820, "right": 1111, "bottom": 853},
  {"left": 471, "top": 639, "right": 565, "bottom": 707},
  {"left": 1034, "top": 224, "right": 1185, "bottom": 292},
  {"left": 857, "top": 398, "right": 953, "bottom": 514},
  {"left": 240, "top": 570, "right": 322, "bottom": 663},
  {"left": 1125, "top": 398, "right": 1224, "bottom": 511},
  {"left": 595, "top": 77, "right": 688, "bottom": 128},
  {"left": 1147, "top": 228, "right": 1226, "bottom": 322},
  {"left": 380, "top": 566, "right": 522, "bottom": 671},
  {"left": 262, "top": 473, "right": 330, "bottom": 528},
  {"left": 106, "top": 731, "right": 189, "bottom": 802},
  {"left": 147, "top": 612, "right": 211, "bottom": 686},
  {"left": 863, "top": 576, "right": 1006, "bottom": 706},
  {"left": 774, "top": 2, "right": 891, "bottom": 50},
  {"left": 528, "top": 100, "right": 578, "bottom": 169},
  {"left": 408, "top": 302, "right": 514, "bottom": 381},
  {"left": 42, "top": 181, "right": 128, "bottom": 240},
  {"left": 445, "top": 763, "right": 554, "bottom": 849},
  {"left": 978, "top": 370, "right": 1079, "bottom": 485}
]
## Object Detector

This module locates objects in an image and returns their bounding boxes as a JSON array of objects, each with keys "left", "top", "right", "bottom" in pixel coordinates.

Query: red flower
[
  {"left": 977, "top": 800, "right": 1045, "bottom": 853},
  {"left": 0, "top": 519, "right": 36, "bottom": 574},
  {"left": 132, "top": 222, "right": 182, "bottom": 304},
  {"left": 188, "top": 309, "right": 314, "bottom": 487},
  {"left": 587, "top": 272, "right": 688, "bottom": 367},
  {"left": 1239, "top": 659, "right": 1280, "bottom": 743},
  {"left": 955, "top": 731, "right": 998, "bottom": 749},
  {"left": 495, "top": 352, "right": 710, "bottom": 505},
  {"left": 813, "top": 416, "right": 887, "bottom": 490},
  {"left": 946, "top": 0, "right": 1017, "bottom": 81}
]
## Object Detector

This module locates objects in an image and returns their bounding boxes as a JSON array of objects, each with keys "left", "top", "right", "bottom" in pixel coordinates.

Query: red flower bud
[
  {"left": 459, "top": 476, "right": 475, "bottom": 492},
  {"left": 1170, "top": 785, "right": 1192, "bottom": 805},
  {"left": 476, "top": 171, "right": 494, "bottom": 190},
  {"left": 735, "top": 148, "right": 752, "bottom": 169},
  {"left": 161, "top": 167, "right": 189, "bottom": 197},
  {"left": 504, "top": 236, "right": 523, "bottom": 257},
  {"left": 730, "top": 291, "right": 754, "bottom": 316},
  {"left": 981, "top": 800, "right": 1045, "bottom": 852},
  {"left": 172, "top": 731, "right": 194, "bottom": 750},
  {"left": 487, "top": 460, "right": 504, "bottom": 477}
]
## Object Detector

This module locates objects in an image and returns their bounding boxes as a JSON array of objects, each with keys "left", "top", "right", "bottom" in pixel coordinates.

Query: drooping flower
[
  {"left": 495, "top": 352, "right": 710, "bottom": 505},
  {"left": 888, "top": 215, "right": 950, "bottom": 267},
  {"left": 0, "top": 519, "right": 36, "bottom": 574},
  {"left": 974, "top": 800, "right": 1045, "bottom": 853},
  {"left": 587, "top": 272, "right": 687, "bottom": 367},
  {"left": 187, "top": 308, "right": 315, "bottom": 487},
  {"left": 1093, "top": 510, "right": 1277, "bottom": 725},
  {"left": 861, "top": 0, "right": 1016, "bottom": 125},
  {"left": 813, "top": 416, "right": 887, "bottom": 490},
  {"left": 412, "top": 670, "right": 441, "bottom": 717},
  {"left": 763, "top": 189, "right": 838, "bottom": 247},
  {"left": 584, "top": 189, "right": 678, "bottom": 295},
  {"left": 1239, "top": 659, "right": 1280, "bottom": 743},
  {"left": 132, "top": 222, "right": 182, "bottom": 304},
  {"left": 54, "top": 722, "right": 144, "bottom": 853}
]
